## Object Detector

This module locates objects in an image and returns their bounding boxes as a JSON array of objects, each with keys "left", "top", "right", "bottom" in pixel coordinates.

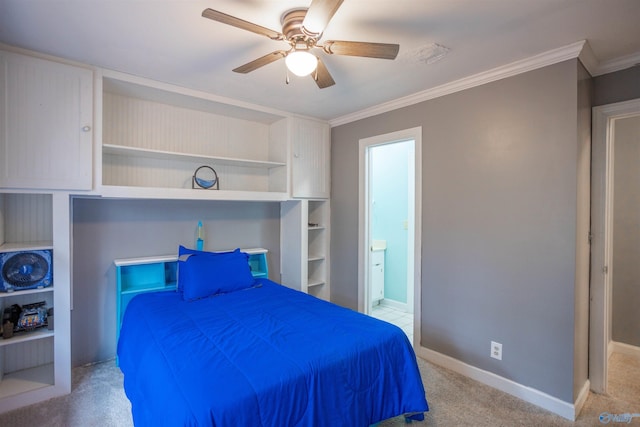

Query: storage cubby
[
  {"left": 248, "top": 253, "right": 268, "bottom": 279},
  {"left": 118, "top": 257, "right": 178, "bottom": 295},
  {"left": 0, "top": 290, "right": 55, "bottom": 395},
  {"left": 0, "top": 193, "right": 53, "bottom": 252},
  {"left": 0, "top": 338, "right": 54, "bottom": 399},
  {"left": 99, "top": 71, "right": 290, "bottom": 201}
]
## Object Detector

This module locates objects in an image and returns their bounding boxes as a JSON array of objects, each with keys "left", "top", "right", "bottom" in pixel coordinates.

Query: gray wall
[
  {"left": 593, "top": 65, "right": 640, "bottom": 107},
  {"left": 72, "top": 198, "right": 281, "bottom": 366},
  {"left": 612, "top": 115, "right": 640, "bottom": 347},
  {"left": 331, "top": 60, "right": 586, "bottom": 403}
]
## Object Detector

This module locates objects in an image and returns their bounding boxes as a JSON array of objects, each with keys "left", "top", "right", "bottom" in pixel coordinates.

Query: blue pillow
[
  {"left": 177, "top": 246, "right": 235, "bottom": 292},
  {"left": 178, "top": 249, "right": 256, "bottom": 301}
]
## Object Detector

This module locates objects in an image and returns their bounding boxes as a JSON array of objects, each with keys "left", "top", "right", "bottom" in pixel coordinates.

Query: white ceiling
[{"left": 1, "top": 0, "right": 639, "bottom": 123}]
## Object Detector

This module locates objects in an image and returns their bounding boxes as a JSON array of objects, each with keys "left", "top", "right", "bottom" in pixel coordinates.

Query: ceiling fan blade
[
  {"left": 202, "top": 8, "right": 283, "bottom": 40},
  {"left": 302, "top": 0, "right": 344, "bottom": 36},
  {"left": 323, "top": 40, "right": 399, "bottom": 59},
  {"left": 312, "top": 57, "right": 335, "bottom": 89},
  {"left": 233, "top": 51, "right": 287, "bottom": 74}
]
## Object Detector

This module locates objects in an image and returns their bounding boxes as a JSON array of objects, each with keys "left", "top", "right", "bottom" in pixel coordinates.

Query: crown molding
[
  {"left": 593, "top": 51, "right": 640, "bottom": 76},
  {"left": 577, "top": 40, "right": 599, "bottom": 75},
  {"left": 330, "top": 41, "right": 587, "bottom": 127}
]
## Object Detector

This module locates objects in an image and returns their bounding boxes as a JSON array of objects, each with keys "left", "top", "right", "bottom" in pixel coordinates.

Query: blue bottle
[{"left": 196, "top": 221, "right": 204, "bottom": 251}]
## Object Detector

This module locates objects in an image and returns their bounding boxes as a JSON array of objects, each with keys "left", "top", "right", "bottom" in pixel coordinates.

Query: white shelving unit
[
  {"left": 280, "top": 199, "right": 330, "bottom": 301},
  {"left": 0, "top": 48, "right": 76, "bottom": 413},
  {"left": 0, "top": 46, "right": 333, "bottom": 414},
  {"left": 0, "top": 192, "right": 71, "bottom": 413},
  {"left": 96, "top": 70, "right": 292, "bottom": 201},
  {"left": 307, "top": 200, "right": 330, "bottom": 299}
]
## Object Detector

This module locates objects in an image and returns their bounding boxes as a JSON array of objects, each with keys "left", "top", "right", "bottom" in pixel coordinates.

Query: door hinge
[
  {"left": 603, "top": 266, "right": 608, "bottom": 274},
  {"left": 588, "top": 232, "right": 593, "bottom": 245}
]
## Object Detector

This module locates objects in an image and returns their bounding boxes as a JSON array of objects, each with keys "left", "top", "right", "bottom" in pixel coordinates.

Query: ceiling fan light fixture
[{"left": 285, "top": 50, "right": 318, "bottom": 76}]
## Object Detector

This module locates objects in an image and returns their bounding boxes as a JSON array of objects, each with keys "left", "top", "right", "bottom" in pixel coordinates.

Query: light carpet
[{"left": 0, "top": 354, "right": 638, "bottom": 426}]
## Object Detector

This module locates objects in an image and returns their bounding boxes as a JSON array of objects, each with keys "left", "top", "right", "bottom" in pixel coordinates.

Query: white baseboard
[
  {"left": 379, "top": 298, "right": 409, "bottom": 313},
  {"left": 575, "top": 379, "right": 590, "bottom": 418},
  {"left": 609, "top": 341, "right": 640, "bottom": 360},
  {"left": 415, "top": 346, "right": 586, "bottom": 421},
  {"left": 608, "top": 341, "right": 615, "bottom": 361}
]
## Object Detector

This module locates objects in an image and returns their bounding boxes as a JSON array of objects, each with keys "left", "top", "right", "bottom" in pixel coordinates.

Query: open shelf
[
  {"left": 99, "top": 185, "right": 289, "bottom": 201},
  {"left": 100, "top": 71, "right": 290, "bottom": 199},
  {"left": 0, "top": 288, "right": 53, "bottom": 299},
  {"left": 120, "top": 283, "right": 176, "bottom": 295},
  {"left": 308, "top": 280, "right": 325, "bottom": 288},
  {"left": 0, "top": 329, "right": 54, "bottom": 348},
  {"left": 0, "top": 241, "right": 53, "bottom": 253},
  {"left": 103, "top": 144, "right": 286, "bottom": 169},
  {"left": 0, "top": 364, "right": 54, "bottom": 399}
]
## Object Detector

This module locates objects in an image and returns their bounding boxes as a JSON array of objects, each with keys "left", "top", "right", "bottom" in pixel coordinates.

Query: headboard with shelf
[{"left": 114, "top": 248, "right": 268, "bottom": 359}]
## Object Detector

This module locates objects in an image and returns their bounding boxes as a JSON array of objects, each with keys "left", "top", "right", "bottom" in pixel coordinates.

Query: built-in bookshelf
[
  {"left": 0, "top": 192, "right": 70, "bottom": 412},
  {"left": 280, "top": 199, "right": 330, "bottom": 301}
]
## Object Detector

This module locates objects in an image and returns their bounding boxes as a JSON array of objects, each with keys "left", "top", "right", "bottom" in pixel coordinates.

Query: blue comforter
[{"left": 118, "top": 279, "right": 428, "bottom": 426}]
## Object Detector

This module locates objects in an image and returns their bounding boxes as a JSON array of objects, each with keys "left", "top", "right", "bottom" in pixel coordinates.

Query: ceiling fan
[{"left": 202, "top": 0, "right": 399, "bottom": 89}]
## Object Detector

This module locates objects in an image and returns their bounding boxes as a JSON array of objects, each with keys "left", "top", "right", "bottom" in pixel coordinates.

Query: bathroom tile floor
[{"left": 370, "top": 304, "right": 414, "bottom": 344}]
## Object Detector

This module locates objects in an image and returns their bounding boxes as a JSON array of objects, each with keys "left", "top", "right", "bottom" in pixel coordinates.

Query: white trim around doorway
[
  {"left": 358, "top": 126, "right": 422, "bottom": 346},
  {"left": 590, "top": 98, "right": 640, "bottom": 393}
]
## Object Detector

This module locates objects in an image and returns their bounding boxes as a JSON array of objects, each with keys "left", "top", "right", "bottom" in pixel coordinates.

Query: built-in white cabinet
[
  {"left": 280, "top": 199, "right": 330, "bottom": 300},
  {"left": 97, "top": 71, "right": 330, "bottom": 202},
  {"left": 0, "top": 192, "right": 71, "bottom": 413},
  {"left": 290, "top": 118, "right": 330, "bottom": 199},
  {"left": 0, "top": 50, "right": 93, "bottom": 191},
  {"left": 97, "top": 70, "right": 291, "bottom": 201},
  {"left": 0, "top": 46, "right": 332, "bottom": 413}
]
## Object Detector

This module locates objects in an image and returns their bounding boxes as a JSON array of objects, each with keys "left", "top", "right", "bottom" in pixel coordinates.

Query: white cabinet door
[
  {"left": 291, "top": 118, "right": 330, "bottom": 198},
  {"left": 371, "top": 250, "right": 385, "bottom": 302},
  {"left": 0, "top": 51, "right": 93, "bottom": 190}
]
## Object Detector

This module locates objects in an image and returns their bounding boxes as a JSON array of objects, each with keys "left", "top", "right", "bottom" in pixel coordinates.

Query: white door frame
[
  {"left": 590, "top": 98, "right": 640, "bottom": 393},
  {"left": 406, "top": 144, "right": 416, "bottom": 314},
  {"left": 358, "top": 127, "right": 422, "bottom": 343}
]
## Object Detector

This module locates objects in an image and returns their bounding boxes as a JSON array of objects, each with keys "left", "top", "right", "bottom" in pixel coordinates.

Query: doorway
[
  {"left": 358, "top": 127, "right": 422, "bottom": 346},
  {"left": 590, "top": 99, "right": 640, "bottom": 394}
]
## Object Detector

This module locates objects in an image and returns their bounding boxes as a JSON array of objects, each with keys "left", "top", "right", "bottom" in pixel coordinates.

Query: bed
[{"left": 117, "top": 248, "right": 428, "bottom": 426}]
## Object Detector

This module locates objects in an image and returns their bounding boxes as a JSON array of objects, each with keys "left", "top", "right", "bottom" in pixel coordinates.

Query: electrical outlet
[{"left": 491, "top": 341, "right": 502, "bottom": 360}]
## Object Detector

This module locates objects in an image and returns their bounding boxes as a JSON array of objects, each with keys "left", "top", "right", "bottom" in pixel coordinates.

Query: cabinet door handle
[{"left": 81, "top": 125, "right": 92, "bottom": 132}]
